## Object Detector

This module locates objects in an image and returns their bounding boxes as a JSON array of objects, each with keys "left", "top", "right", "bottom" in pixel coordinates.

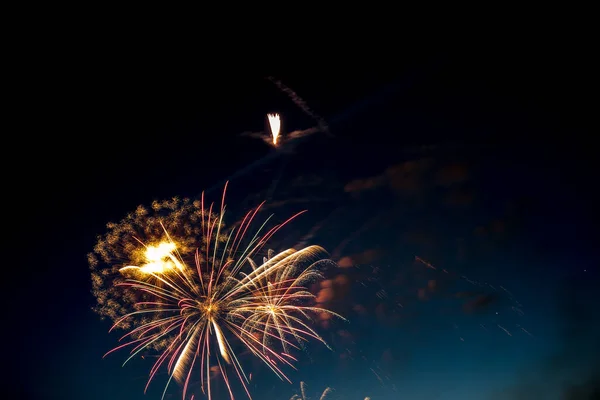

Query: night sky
[{"left": 16, "top": 45, "right": 598, "bottom": 400}]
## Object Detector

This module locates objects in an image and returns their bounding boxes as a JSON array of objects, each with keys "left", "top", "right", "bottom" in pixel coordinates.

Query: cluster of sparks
[{"left": 90, "top": 184, "right": 344, "bottom": 400}]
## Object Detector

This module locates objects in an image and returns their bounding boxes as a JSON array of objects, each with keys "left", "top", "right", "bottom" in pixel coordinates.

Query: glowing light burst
[
  {"left": 120, "top": 242, "right": 184, "bottom": 274},
  {"left": 267, "top": 113, "right": 281, "bottom": 146},
  {"left": 236, "top": 247, "right": 340, "bottom": 355},
  {"left": 89, "top": 184, "right": 344, "bottom": 400}
]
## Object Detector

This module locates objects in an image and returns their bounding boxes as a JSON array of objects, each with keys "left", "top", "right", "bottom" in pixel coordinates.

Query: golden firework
[{"left": 90, "top": 184, "right": 344, "bottom": 400}]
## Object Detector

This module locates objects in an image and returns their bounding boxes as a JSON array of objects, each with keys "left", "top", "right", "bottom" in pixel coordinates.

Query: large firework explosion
[{"left": 89, "top": 184, "right": 344, "bottom": 399}]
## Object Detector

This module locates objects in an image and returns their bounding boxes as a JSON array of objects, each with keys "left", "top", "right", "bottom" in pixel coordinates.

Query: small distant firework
[
  {"left": 267, "top": 77, "right": 329, "bottom": 135},
  {"left": 290, "top": 382, "right": 332, "bottom": 400},
  {"left": 289, "top": 381, "right": 369, "bottom": 400},
  {"left": 241, "top": 78, "right": 329, "bottom": 147},
  {"left": 89, "top": 184, "right": 344, "bottom": 400},
  {"left": 268, "top": 113, "right": 281, "bottom": 146}
]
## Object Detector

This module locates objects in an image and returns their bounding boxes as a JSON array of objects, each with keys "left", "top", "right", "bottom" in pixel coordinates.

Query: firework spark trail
[
  {"left": 90, "top": 185, "right": 344, "bottom": 400},
  {"left": 222, "top": 72, "right": 428, "bottom": 199},
  {"left": 267, "top": 76, "right": 329, "bottom": 135},
  {"left": 235, "top": 247, "right": 342, "bottom": 355},
  {"left": 413, "top": 257, "right": 531, "bottom": 338}
]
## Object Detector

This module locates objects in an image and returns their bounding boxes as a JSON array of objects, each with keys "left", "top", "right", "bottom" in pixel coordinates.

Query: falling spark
[
  {"left": 497, "top": 324, "right": 512, "bottom": 336},
  {"left": 415, "top": 256, "right": 436, "bottom": 270}
]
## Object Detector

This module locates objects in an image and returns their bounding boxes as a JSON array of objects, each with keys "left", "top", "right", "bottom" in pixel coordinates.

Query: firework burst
[
  {"left": 289, "top": 381, "right": 370, "bottom": 400},
  {"left": 89, "top": 184, "right": 344, "bottom": 399},
  {"left": 289, "top": 381, "right": 333, "bottom": 400}
]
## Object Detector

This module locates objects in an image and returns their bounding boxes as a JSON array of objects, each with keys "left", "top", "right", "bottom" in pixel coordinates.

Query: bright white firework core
[{"left": 267, "top": 113, "right": 281, "bottom": 146}]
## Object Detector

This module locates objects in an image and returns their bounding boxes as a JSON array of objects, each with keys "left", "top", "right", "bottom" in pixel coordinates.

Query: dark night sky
[{"left": 15, "top": 42, "right": 598, "bottom": 400}]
